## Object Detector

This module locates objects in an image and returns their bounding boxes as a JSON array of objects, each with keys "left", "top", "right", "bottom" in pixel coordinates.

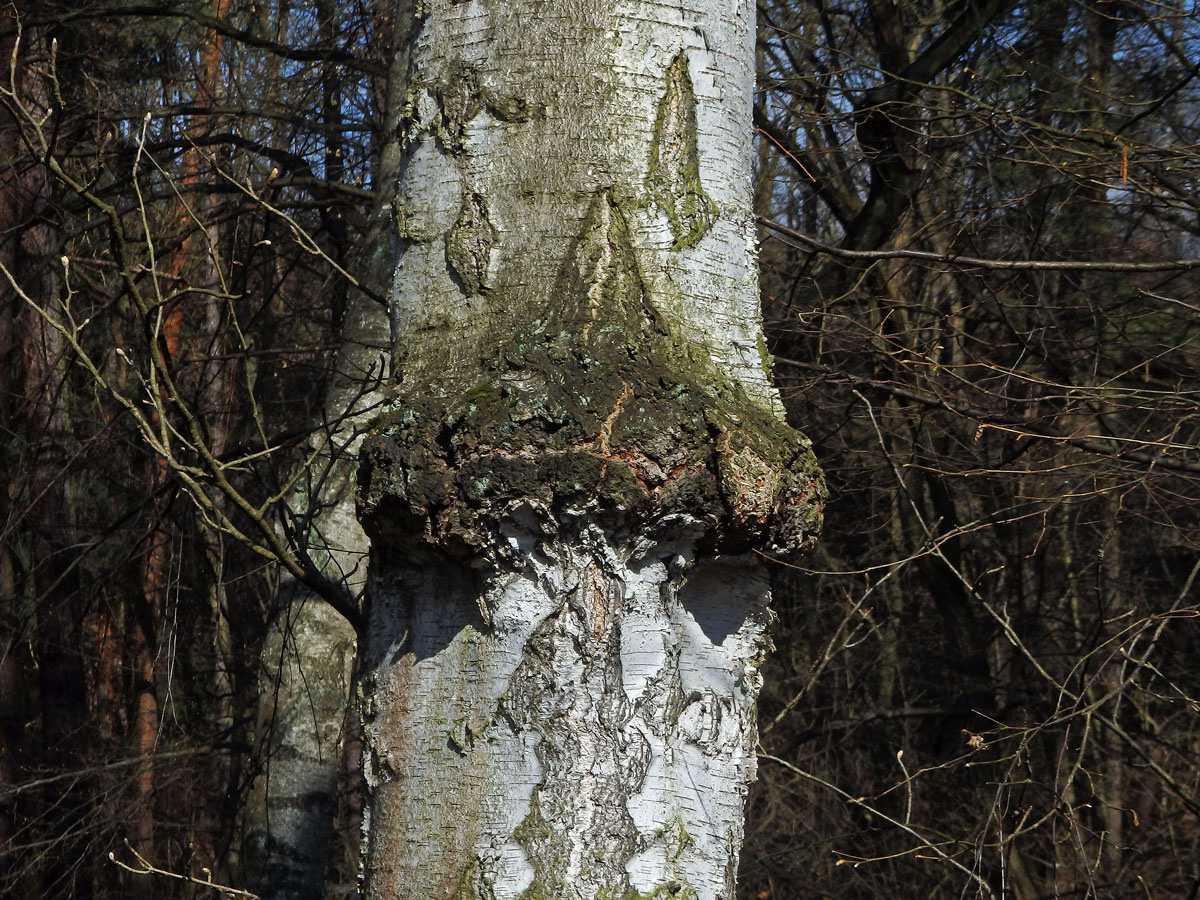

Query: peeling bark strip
[{"left": 357, "top": 2, "right": 823, "bottom": 899}]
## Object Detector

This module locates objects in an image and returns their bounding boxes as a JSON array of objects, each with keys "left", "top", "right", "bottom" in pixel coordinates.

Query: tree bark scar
[
  {"left": 446, "top": 191, "right": 499, "bottom": 296},
  {"left": 649, "top": 52, "right": 718, "bottom": 250},
  {"left": 570, "top": 191, "right": 658, "bottom": 342},
  {"left": 588, "top": 563, "right": 606, "bottom": 642}
]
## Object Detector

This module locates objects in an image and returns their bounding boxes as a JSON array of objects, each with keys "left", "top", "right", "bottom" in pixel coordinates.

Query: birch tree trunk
[
  {"left": 246, "top": 240, "right": 394, "bottom": 900},
  {"left": 244, "top": 7, "right": 414, "bottom": 896},
  {"left": 246, "top": 322, "right": 375, "bottom": 900},
  {"left": 357, "top": 3, "right": 824, "bottom": 898}
]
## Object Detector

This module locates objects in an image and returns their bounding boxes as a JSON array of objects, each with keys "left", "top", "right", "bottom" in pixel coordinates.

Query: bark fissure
[
  {"left": 649, "top": 52, "right": 718, "bottom": 251},
  {"left": 446, "top": 191, "right": 499, "bottom": 296}
]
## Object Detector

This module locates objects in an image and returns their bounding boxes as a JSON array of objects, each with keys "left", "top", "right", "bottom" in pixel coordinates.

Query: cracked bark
[{"left": 357, "top": 2, "right": 824, "bottom": 899}]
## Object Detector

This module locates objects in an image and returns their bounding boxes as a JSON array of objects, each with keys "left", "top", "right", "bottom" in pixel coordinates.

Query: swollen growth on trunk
[{"left": 356, "top": 3, "right": 824, "bottom": 899}]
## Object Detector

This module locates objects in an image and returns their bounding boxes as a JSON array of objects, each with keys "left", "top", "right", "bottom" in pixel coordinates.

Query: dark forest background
[{"left": 2, "top": 1, "right": 1199, "bottom": 898}]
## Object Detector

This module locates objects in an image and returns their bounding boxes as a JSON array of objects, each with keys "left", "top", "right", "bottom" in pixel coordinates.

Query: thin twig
[
  {"left": 109, "top": 839, "right": 259, "bottom": 899},
  {"left": 763, "top": 217, "right": 1200, "bottom": 272}
]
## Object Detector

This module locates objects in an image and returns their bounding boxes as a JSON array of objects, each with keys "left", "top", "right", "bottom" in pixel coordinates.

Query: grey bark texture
[
  {"left": 356, "top": 2, "right": 824, "bottom": 899},
  {"left": 244, "top": 274, "right": 386, "bottom": 900},
  {"left": 243, "top": 7, "right": 416, "bottom": 896}
]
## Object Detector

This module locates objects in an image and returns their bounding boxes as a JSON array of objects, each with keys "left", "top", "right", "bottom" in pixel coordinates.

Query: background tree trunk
[
  {"left": 357, "top": 2, "right": 823, "bottom": 898},
  {"left": 243, "top": 6, "right": 413, "bottom": 896},
  {"left": 2, "top": 17, "right": 91, "bottom": 898}
]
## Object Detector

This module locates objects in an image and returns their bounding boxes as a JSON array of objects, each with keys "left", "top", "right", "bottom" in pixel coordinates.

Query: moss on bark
[
  {"left": 359, "top": 194, "right": 823, "bottom": 565},
  {"left": 648, "top": 52, "right": 718, "bottom": 251}
]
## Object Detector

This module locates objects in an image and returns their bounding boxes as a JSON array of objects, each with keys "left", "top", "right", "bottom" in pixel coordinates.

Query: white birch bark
[
  {"left": 357, "top": 3, "right": 824, "bottom": 899},
  {"left": 245, "top": 299, "right": 381, "bottom": 899},
  {"left": 243, "top": 9, "right": 416, "bottom": 893}
]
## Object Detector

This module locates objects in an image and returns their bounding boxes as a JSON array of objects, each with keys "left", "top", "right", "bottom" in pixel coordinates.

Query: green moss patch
[{"left": 360, "top": 195, "right": 823, "bottom": 563}]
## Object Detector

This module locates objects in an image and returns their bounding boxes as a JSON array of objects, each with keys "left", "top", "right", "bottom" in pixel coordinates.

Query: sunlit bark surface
[{"left": 357, "top": 2, "right": 823, "bottom": 898}]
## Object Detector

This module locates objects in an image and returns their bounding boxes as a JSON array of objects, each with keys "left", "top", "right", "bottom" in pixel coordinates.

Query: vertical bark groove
[{"left": 649, "top": 52, "right": 717, "bottom": 251}]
